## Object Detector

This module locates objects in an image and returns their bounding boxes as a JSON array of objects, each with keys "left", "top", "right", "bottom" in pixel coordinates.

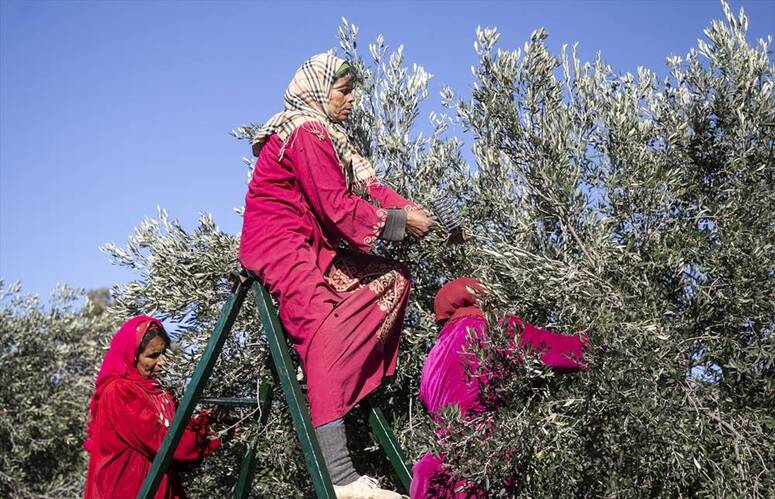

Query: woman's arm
[
  {"left": 286, "top": 123, "right": 389, "bottom": 253},
  {"left": 504, "top": 315, "right": 589, "bottom": 372},
  {"left": 368, "top": 182, "right": 433, "bottom": 239},
  {"left": 367, "top": 181, "right": 416, "bottom": 210}
]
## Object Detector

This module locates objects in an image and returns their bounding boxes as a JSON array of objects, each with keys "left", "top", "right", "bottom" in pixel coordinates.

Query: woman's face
[
  {"left": 136, "top": 336, "right": 167, "bottom": 378},
  {"left": 328, "top": 75, "right": 354, "bottom": 123}
]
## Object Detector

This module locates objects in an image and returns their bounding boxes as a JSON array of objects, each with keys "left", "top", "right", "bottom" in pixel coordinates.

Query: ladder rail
[
  {"left": 234, "top": 381, "right": 273, "bottom": 499},
  {"left": 366, "top": 399, "right": 413, "bottom": 491},
  {"left": 251, "top": 282, "right": 336, "bottom": 498},
  {"left": 137, "top": 277, "right": 252, "bottom": 499}
]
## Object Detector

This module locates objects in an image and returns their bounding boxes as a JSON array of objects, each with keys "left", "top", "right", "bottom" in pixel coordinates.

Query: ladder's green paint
[
  {"left": 138, "top": 278, "right": 252, "bottom": 499},
  {"left": 236, "top": 380, "right": 273, "bottom": 499},
  {"left": 365, "top": 400, "right": 412, "bottom": 491},
  {"left": 251, "top": 281, "right": 336, "bottom": 497},
  {"left": 138, "top": 273, "right": 412, "bottom": 499}
]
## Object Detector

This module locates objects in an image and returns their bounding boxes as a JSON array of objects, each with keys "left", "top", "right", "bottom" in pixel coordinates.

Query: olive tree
[
  {"left": 100, "top": 2, "right": 772, "bottom": 496},
  {"left": 0, "top": 283, "right": 115, "bottom": 498}
]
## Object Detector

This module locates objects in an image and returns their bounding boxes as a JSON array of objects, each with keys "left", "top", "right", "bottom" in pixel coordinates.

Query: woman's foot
[{"left": 332, "top": 475, "right": 402, "bottom": 499}]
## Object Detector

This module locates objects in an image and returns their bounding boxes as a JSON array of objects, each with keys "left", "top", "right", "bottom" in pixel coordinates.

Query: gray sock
[{"left": 315, "top": 419, "right": 359, "bottom": 486}]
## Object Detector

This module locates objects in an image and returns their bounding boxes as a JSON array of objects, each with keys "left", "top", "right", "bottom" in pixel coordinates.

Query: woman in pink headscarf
[
  {"left": 83, "top": 316, "right": 219, "bottom": 499},
  {"left": 410, "top": 278, "right": 589, "bottom": 498}
]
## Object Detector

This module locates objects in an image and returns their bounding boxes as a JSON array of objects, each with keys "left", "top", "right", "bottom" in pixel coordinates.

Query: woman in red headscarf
[
  {"left": 410, "top": 278, "right": 589, "bottom": 498},
  {"left": 83, "top": 316, "right": 219, "bottom": 499}
]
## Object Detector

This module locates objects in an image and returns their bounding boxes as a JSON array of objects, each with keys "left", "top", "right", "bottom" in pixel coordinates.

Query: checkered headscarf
[{"left": 251, "top": 52, "right": 376, "bottom": 192}]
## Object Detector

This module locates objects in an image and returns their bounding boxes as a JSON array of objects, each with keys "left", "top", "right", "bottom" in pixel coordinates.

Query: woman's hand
[{"left": 405, "top": 208, "right": 434, "bottom": 238}]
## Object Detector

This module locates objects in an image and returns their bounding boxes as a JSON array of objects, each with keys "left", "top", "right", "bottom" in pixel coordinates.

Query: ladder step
[
  {"left": 200, "top": 397, "right": 260, "bottom": 408},
  {"left": 137, "top": 277, "right": 253, "bottom": 499}
]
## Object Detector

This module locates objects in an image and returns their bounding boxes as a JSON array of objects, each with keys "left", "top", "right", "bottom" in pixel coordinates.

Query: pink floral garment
[{"left": 240, "top": 122, "right": 414, "bottom": 426}]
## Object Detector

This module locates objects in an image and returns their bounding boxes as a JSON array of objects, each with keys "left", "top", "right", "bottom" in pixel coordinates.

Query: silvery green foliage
[
  {"left": 101, "top": 2, "right": 772, "bottom": 496},
  {"left": 427, "top": 2, "right": 774, "bottom": 496},
  {"left": 0, "top": 282, "right": 115, "bottom": 498}
]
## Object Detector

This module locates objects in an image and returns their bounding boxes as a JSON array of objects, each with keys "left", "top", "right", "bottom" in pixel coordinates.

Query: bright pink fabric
[
  {"left": 411, "top": 454, "right": 486, "bottom": 499},
  {"left": 412, "top": 295, "right": 589, "bottom": 497},
  {"left": 84, "top": 317, "right": 219, "bottom": 499},
  {"left": 239, "top": 123, "right": 415, "bottom": 426},
  {"left": 367, "top": 181, "right": 417, "bottom": 210},
  {"left": 419, "top": 316, "right": 489, "bottom": 419},
  {"left": 305, "top": 252, "right": 411, "bottom": 425},
  {"left": 515, "top": 316, "right": 589, "bottom": 372}
]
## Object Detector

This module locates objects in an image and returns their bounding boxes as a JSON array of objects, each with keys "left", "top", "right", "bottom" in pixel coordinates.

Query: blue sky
[{"left": 1, "top": 0, "right": 773, "bottom": 299}]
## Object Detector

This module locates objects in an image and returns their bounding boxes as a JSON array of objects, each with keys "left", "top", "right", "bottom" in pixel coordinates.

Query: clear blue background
[{"left": 1, "top": 0, "right": 773, "bottom": 299}]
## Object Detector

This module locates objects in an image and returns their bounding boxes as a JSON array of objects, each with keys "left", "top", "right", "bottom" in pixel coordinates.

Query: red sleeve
[
  {"left": 103, "top": 381, "right": 219, "bottom": 463},
  {"left": 367, "top": 181, "right": 417, "bottom": 210},
  {"left": 285, "top": 123, "right": 387, "bottom": 253}
]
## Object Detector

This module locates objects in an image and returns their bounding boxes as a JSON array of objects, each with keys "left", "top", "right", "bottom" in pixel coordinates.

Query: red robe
[
  {"left": 240, "top": 123, "right": 414, "bottom": 426},
  {"left": 84, "top": 316, "right": 219, "bottom": 499}
]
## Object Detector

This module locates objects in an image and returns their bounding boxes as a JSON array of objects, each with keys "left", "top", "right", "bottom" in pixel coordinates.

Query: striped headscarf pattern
[{"left": 251, "top": 52, "right": 376, "bottom": 192}]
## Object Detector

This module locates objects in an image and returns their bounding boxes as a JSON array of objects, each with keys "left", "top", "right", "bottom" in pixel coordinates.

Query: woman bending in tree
[
  {"left": 411, "top": 278, "right": 589, "bottom": 498},
  {"left": 84, "top": 316, "right": 219, "bottom": 499},
  {"left": 239, "top": 53, "right": 433, "bottom": 498}
]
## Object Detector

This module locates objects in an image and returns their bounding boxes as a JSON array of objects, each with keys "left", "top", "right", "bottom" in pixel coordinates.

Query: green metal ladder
[{"left": 137, "top": 271, "right": 412, "bottom": 499}]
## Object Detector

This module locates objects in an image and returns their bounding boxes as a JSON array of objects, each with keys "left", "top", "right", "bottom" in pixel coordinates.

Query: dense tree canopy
[{"left": 0, "top": 283, "right": 115, "bottom": 498}]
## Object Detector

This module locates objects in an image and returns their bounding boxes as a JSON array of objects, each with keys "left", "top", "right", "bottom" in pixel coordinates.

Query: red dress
[
  {"left": 84, "top": 316, "right": 219, "bottom": 499},
  {"left": 240, "top": 122, "right": 414, "bottom": 426}
]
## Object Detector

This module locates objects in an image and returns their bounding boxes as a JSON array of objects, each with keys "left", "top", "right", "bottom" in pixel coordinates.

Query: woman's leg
[
  {"left": 314, "top": 418, "right": 359, "bottom": 486},
  {"left": 305, "top": 252, "right": 411, "bottom": 427}
]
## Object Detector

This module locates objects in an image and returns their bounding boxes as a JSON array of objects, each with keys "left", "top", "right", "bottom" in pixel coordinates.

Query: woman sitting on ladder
[{"left": 239, "top": 52, "right": 433, "bottom": 498}]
